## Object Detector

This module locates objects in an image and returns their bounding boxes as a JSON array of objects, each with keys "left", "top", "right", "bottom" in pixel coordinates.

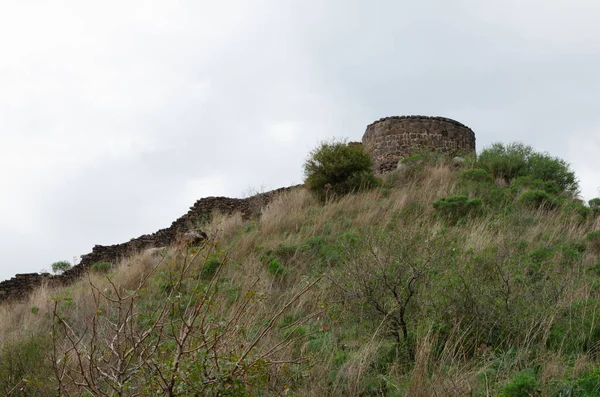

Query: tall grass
[{"left": 1, "top": 162, "right": 599, "bottom": 395}]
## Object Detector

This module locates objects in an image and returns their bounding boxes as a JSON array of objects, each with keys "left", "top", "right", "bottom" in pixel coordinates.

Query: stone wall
[
  {"left": 362, "top": 116, "right": 476, "bottom": 174},
  {"left": 0, "top": 185, "right": 299, "bottom": 303},
  {"left": 0, "top": 115, "right": 477, "bottom": 303}
]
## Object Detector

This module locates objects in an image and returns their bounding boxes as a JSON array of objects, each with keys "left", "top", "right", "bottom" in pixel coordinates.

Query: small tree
[
  {"left": 49, "top": 239, "right": 319, "bottom": 395},
  {"left": 477, "top": 142, "right": 531, "bottom": 183},
  {"left": 333, "top": 228, "right": 446, "bottom": 357},
  {"left": 51, "top": 260, "right": 71, "bottom": 275},
  {"left": 303, "top": 139, "right": 379, "bottom": 200},
  {"left": 590, "top": 198, "right": 600, "bottom": 215},
  {"left": 477, "top": 142, "right": 579, "bottom": 195}
]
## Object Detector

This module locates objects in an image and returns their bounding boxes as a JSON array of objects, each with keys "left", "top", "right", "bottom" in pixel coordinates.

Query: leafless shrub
[
  {"left": 49, "top": 237, "right": 319, "bottom": 396},
  {"left": 331, "top": 227, "right": 445, "bottom": 356}
]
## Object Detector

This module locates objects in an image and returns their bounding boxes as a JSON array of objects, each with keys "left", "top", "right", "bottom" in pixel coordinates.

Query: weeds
[{"left": 0, "top": 155, "right": 598, "bottom": 396}]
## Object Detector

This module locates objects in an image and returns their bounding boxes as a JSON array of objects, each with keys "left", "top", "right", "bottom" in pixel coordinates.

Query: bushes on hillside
[
  {"left": 587, "top": 230, "right": 600, "bottom": 254},
  {"left": 510, "top": 176, "right": 560, "bottom": 195},
  {"left": 334, "top": 229, "right": 441, "bottom": 354},
  {"left": 303, "top": 139, "right": 379, "bottom": 200},
  {"left": 89, "top": 261, "right": 112, "bottom": 273},
  {"left": 0, "top": 335, "right": 53, "bottom": 395},
  {"left": 47, "top": 243, "right": 317, "bottom": 395},
  {"left": 477, "top": 142, "right": 579, "bottom": 195},
  {"left": 459, "top": 168, "right": 494, "bottom": 184},
  {"left": 51, "top": 260, "right": 71, "bottom": 274},
  {"left": 554, "top": 368, "right": 600, "bottom": 396},
  {"left": 561, "top": 200, "right": 592, "bottom": 222},
  {"left": 499, "top": 369, "right": 539, "bottom": 397},
  {"left": 432, "top": 195, "right": 483, "bottom": 223},
  {"left": 477, "top": 142, "right": 531, "bottom": 182},
  {"left": 517, "top": 189, "right": 559, "bottom": 209},
  {"left": 590, "top": 198, "right": 600, "bottom": 215}
]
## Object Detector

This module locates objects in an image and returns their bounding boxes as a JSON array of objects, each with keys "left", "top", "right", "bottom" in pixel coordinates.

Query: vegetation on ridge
[
  {"left": 0, "top": 140, "right": 599, "bottom": 396},
  {"left": 303, "top": 139, "right": 379, "bottom": 200},
  {"left": 50, "top": 261, "right": 72, "bottom": 275}
]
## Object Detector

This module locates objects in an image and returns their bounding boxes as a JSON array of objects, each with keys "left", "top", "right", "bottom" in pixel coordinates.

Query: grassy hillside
[{"left": 1, "top": 150, "right": 600, "bottom": 396}]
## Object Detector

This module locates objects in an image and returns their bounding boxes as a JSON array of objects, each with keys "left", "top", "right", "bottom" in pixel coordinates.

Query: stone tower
[{"left": 362, "top": 116, "right": 476, "bottom": 174}]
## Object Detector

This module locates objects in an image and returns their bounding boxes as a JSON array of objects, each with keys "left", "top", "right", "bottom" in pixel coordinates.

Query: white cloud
[
  {"left": 1, "top": 0, "right": 599, "bottom": 282},
  {"left": 466, "top": 0, "right": 600, "bottom": 50},
  {"left": 268, "top": 122, "right": 300, "bottom": 144},
  {"left": 567, "top": 123, "right": 600, "bottom": 200}
]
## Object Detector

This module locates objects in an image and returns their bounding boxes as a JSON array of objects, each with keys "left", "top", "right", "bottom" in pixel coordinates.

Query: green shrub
[
  {"left": 542, "top": 181, "right": 561, "bottom": 195},
  {"left": 51, "top": 260, "right": 71, "bottom": 274},
  {"left": 303, "top": 139, "right": 379, "bottom": 200},
  {"left": 525, "top": 248, "right": 554, "bottom": 280},
  {"left": 517, "top": 189, "right": 559, "bottom": 209},
  {"left": 267, "top": 257, "right": 286, "bottom": 276},
  {"left": 511, "top": 176, "right": 540, "bottom": 190},
  {"left": 548, "top": 298, "right": 600, "bottom": 355},
  {"left": 561, "top": 199, "right": 591, "bottom": 222},
  {"left": 0, "top": 335, "right": 53, "bottom": 395},
  {"left": 588, "top": 260, "right": 600, "bottom": 276},
  {"left": 201, "top": 257, "right": 221, "bottom": 280},
  {"left": 554, "top": 368, "right": 600, "bottom": 397},
  {"left": 432, "top": 195, "right": 483, "bottom": 223},
  {"left": 477, "top": 142, "right": 531, "bottom": 183},
  {"left": 459, "top": 168, "right": 494, "bottom": 184},
  {"left": 400, "top": 152, "right": 424, "bottom": 165},
  {"left": 499, "top": 368, "right": 538, "bottom": 397},
  {"left": 527, "top": 152, "right": 578, "bottom": 195},
  {"left": 258, "top": 249, "right": 287, "bottom": 276},
  {"left": 572, "top": 368, "right": 600, "bottom": 396},
  {"left": 558, "top": 241, "right": 586, "bottom": 267},
  {"left": 90, "top": 261, "right": 112, "bottom": 273},
  {"left": 300, "top": 235, "right": 346, "bottom": 267},
  {"left": 527, "top": 247, "right": 554, "bottom": 265},
  {"left": 590, "top": 198, "right": 600, "bottom": 215},
  {"left": 587, "top": 230, "right": 600, "bottom": 254},
  {"left": 511, "top": 177, "right": 562, "bottom": 200},
  {"left": 478, "top": 142, "right": 579, "bottom": 195}
]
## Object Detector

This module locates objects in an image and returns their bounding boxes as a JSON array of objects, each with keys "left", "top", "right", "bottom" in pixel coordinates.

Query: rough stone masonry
[
  {"left": 0, "top": 115, "right": 476, "bottom": 303},
  {"left": 361, "top": 115, "right": 476, "bottom": 174}
]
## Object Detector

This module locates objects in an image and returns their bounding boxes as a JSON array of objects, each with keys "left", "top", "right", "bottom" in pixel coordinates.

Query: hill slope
[{"left": 1, "top": 156, "right": 600, "bottom": 396}]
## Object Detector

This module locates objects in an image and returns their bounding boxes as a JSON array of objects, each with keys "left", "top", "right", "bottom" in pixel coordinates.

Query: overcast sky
[{"left": 1, "top": 0, "right": 599, "bottom": 281}]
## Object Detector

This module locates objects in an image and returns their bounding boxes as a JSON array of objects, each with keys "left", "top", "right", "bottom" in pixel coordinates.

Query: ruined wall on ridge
[
  {"left": 0, "top": 115, "right": 477, "bottom": 303},
  {"left": 0, "top": 185, "right": 299, "bottom": 303}
]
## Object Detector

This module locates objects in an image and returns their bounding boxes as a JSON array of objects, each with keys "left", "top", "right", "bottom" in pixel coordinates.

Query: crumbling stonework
[
  {"left": 0, "top": 185, "right": 299, "bottom": 303},
  {"left": 0, "top": 115, "right": 477, "bottom": 303},
  {"left": 362, "top": 116, "right": 476, "bottom": 174}
]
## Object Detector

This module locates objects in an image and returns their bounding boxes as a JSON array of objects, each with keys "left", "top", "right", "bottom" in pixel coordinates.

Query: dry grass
[
  {"left": 260, "top": 188, "right": 316, "bottom": 236},
  {"left": 1, "top": 163, "right": 599, "bottom": 395},
  {"left": 333, "top": 332, "right": 386, "bottom": 396},
  {"left": 539, "top": 353, "right": 568, "bottom": 386},
  {"left": 210, "top": 211, "right": 245, "bottom": 239},
  {"left": 0, "top": 248, "right": 166, "bottom": 346}
]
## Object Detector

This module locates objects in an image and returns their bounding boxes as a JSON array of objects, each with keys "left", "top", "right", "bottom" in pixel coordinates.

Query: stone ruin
[
  {"left": 0, "top": 186, "right": 298, "bottom": 302},
  {"left": 0, "top": 115, "right": 476, "bottom": 302},
  {"left": 361, "top": 115, "right": 476, "bottom": 174}
]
